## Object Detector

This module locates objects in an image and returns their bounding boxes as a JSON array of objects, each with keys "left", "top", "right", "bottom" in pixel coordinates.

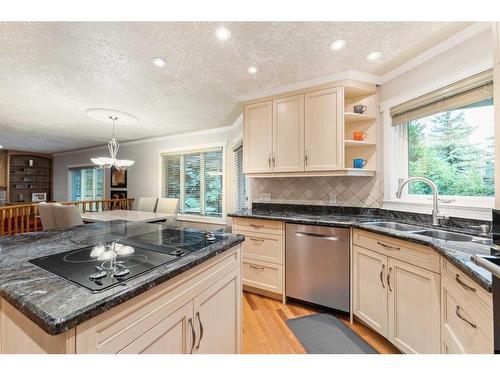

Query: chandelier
[{"left": 91, "top": 115, "right": 135, "bottom": 170}]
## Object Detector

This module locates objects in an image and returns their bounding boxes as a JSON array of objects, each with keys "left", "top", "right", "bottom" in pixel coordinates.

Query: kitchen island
[{"left": 0, "top": 222, "right": 244, "bottom": 354}]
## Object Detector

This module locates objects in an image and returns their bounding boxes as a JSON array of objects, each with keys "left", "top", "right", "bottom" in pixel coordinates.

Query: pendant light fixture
[{"left": 87, "top": 109, "right": 137, "bottom": 170}]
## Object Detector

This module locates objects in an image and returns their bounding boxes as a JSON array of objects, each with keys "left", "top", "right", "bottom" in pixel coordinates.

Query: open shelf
[
  {"left": 341, "top": 168, "right": 376, "bottom": 176},
  {"left": 344, "top": 112, "right": 376, "bottom": 123},
  {"left": 344, "top": 140, "right": 376, "bottom": 147}
]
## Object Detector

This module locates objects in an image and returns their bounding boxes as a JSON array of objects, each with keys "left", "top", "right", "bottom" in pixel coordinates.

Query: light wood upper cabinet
[
  {"left": 273, "top": 94, "right": 304, "bottom": 172},
  {"left": 352, "top": 245, "right": 388, "bottom": 337},
  {"left": 243, "top": 100, "right": 273, "bottom": 174},
  {"left": 304, "top": 87, "right": 343, "bottom": 171},
  {"left": 193, "top": 268, "right": 241, "bottom": 354},
  {"left": 387, "top": 258, "right": 441, "bottom": 354}
]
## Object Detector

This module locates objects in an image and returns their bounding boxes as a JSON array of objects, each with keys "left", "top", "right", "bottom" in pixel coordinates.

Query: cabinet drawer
[
  {"left": 353, "top": 229, "right": 440, "bottom": 273},
  {"left": 233, "top": 218, "right": 283, "bottom": 236},
  {"left": 238, "top": 230, "right": 283, "bottom": 264},
  {"left": 441, "top": 259, "right": 492, "bottom": 310},
  {"left": 441, "top": 272, "right": 493, "bottom": 353},
  {"left": 242, "top": 259, "right": 283, "bottom": 294}
]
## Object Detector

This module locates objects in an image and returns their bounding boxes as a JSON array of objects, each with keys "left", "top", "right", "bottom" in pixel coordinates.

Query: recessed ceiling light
[
  {"left": 0, "top": 145, "right": 3, "bottom": 149},
  {"left": 366, "top": 50, "right": 383, "bottom": 61},
  {"left": 247, "top": 66, "right": 258, "bottom": 75},
  {"left": 330, "top": 39, "right": 346, "bottom": 51},
  {"left": 215, "top": 27, "right": 231, "bottom": 41},
  {"left": 152, "top": 57, "right": 166, "bottom": 67}
]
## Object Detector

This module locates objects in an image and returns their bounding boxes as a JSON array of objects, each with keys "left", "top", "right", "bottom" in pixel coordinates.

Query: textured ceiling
[{"left": 0, "top": 22, "right": 471, "bottom": 153}]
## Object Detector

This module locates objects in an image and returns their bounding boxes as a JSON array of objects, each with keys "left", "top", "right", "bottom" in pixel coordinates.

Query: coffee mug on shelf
[
  {"left": 353, "top": 105, "right": 367, "bottom": 114},
  {"left": 353, "top": 158, "right": 367, "bottom": 169},
  {"left": 353, "top": 131, "right": 367, "bottom": 141}
]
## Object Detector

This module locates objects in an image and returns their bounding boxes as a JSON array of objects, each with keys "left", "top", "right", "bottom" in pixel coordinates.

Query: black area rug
[{"left": 286, "top": 313, "right": 378, "bottom": 354}]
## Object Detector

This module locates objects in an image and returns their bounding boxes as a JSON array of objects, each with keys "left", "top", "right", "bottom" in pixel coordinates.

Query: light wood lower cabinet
[
  {"left": 233, "top": 218, "right": 285, "bottom": 302},
  {"left": 352, "top": 245, "right": 388, "bottom": 337},
  {"left": 193, "top": 269, "right": 241, "bottom": 354},
  {"left": 353, "top": 229, "right": 493, "bottom": 354},
  {"left": 0, "top": 245, "right": 242, "bottom": 354},
  {"left": 387, "top": 258, "right": 441, "bottom": 354},
  {"left": 441, "top": 264, "right": 493, "bottom": 354},
  {"left": 353, "top": 244, "right": 440, "bottom": 353}
]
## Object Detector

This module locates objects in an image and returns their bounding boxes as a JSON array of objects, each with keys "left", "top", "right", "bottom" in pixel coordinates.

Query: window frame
[
  {"left": 158, "top": 143, "right": 227, "bottom": 224},
  {"left": 67, "top": 164, "right": 106, "bottom": 202},
  {"left": 381, "top": 71, "right": 495, "bottom": 221},
  {"left": 232, "top": 140, "right": 249, "bottom": 211}
]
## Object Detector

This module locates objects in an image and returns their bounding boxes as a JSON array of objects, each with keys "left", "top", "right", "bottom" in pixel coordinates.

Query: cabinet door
[
  {"left": 304, "top": 87, "right": 343, "bottom": 171},
  {"left": 119, "top": 301, "right": 194, "bottom": 354},
  {"left": 243, "top": 100, "right": 273, "bottom": 174},
  {"left": 273, "top": 94, "right": 304, "bottom": 172},
  {"left": 193, "top": 268, "right": 241, "bottom": 354},
  {"left": 441, "top": 274, "right": 493, "bottom": 354},
  {"left": 387, "top": 258, "right": 440, "bottom": 354},
  {"left": 352, "top": 245, "right": 388, "bottom": 336}
]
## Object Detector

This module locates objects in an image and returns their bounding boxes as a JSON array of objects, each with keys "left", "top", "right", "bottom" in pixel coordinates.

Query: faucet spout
[{"left": 396, "top": 177, "right": 441, "bottom": 226}]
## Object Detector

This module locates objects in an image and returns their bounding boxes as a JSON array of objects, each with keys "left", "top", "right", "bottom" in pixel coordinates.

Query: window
[
  {"left": 161, "top": 147, "right": 224, "bottom": 218},
  {"left": 68, "top": 166, "right": 105, "bottom": 201},
  {"left": 391, "top": 70, "right": 494, "bottom": 205},
  {"left": 233, "top": 142, "right": 248, "bottom": 210}
]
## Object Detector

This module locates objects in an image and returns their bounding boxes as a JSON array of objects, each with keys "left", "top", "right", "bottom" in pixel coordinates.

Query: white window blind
[
  {"left": 161, "top": 147, "right": 223, "bottom": 217},
  {"left": 391, "top": 69, "right": 493, "bottom": 126},
  {"left": 233, "top": 142, "right": 247, "bottom": 211},
  {"left": 68, "top": 166, "right": 104, "bottom": 201}
]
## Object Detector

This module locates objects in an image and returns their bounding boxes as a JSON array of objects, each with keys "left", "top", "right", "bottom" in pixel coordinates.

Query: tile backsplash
[
  {"left": 0, "top": 189, "right": 6, "bottom": 205},
  {"left": 251, "top": 176, "right": 384, "bottom": 208}
]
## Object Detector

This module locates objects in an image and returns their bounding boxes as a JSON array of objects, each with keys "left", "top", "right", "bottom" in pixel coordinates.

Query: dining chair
[
  {"left": 53, "top": 205, "right": 84, "bottom": 229},
  {"left": 37, "top": 202, "right": 61, "bottom": 230},
  {"left": 156, "top": 198, "right": 179, "bottom": 226},
  {"left": 136, "top": 197, "right": 158, "bottom": 212}
]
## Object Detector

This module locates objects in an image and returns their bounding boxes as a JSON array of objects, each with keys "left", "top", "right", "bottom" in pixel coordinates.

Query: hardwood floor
[{"left": 242, "top": 291, "right": 400, "bottom": 354}]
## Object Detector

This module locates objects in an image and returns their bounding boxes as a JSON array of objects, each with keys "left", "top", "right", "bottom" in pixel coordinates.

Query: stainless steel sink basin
[
  {"left": 366, "top": 222, "right": 424, "bottom": 232},
  {"left": 414, "top": 230, "right": 473, "bottom": 242}
]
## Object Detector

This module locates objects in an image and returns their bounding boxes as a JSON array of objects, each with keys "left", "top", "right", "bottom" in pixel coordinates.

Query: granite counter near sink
[{"left": 229, "top": 203, "right": 494, "bottom": 292}]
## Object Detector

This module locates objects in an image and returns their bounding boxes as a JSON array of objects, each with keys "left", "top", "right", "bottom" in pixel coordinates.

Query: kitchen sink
[
  {"left": 413, "top": 230, "right": 473, "bottom": 242},
  {"left": 366, "top": 222, "right": 425, "bottom": 232}
]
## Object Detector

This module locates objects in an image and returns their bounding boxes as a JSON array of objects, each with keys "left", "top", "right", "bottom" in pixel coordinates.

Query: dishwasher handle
[{"left": 295, "top": 231, "right": 338, "bottom": 241}]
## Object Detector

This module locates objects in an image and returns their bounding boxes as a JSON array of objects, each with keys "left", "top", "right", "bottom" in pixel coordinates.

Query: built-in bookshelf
[{"left": 8, "top": 153, "right": 53, "bottom": 203}]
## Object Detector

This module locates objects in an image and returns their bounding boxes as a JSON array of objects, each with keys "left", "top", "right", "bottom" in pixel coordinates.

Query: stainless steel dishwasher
[{"left": 286, "top": 223, "right": 349, "bottom": 312}]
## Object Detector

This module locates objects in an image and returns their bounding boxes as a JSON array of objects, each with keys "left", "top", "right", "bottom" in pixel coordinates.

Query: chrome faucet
[{"left": 396, "top": 177, "right": 441, "bottom": 226}]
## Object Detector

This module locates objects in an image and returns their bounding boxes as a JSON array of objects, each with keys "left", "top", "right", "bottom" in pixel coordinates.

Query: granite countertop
[
  {"left": 229, "top": 208, "right": 494, "bottom": 292},
  {"left": 0, "top": 222, "right": 244, "bottom": 335}
]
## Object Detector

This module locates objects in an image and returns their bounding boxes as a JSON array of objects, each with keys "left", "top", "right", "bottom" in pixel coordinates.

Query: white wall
[
  {"left": 380, "top": 29, "right": 493, "bottom": 106},
  {"left": 53, "top": 116, "right": 243, "bottom": 220}
]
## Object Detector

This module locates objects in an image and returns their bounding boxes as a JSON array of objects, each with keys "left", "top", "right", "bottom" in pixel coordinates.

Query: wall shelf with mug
[{"left": 343, "top": 84, "right": 377, "bottom": 173}]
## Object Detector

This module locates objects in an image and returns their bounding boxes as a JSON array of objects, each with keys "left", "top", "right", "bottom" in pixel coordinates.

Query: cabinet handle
[
  {"left": 380, "top": 264, "right": 385, "bottom": 288},
  {"left": 387, "top": 267, "right": 393, "bottom": 292},
  {"left": 195, "top": 311, "right": 204, "bottom": 349},
  {"left": 455, "top": 274, "right": 477, "bottom": 293},
  {"left": 272, "top": 154, "right": 276, "bottom": 167},
  {"left": 455, "top": 305, "right": 477, "bottom": 329},
  {"left": 377, "top": 241, "right": 400, "bottom": 251},
  {"left": 305, "top": 151, "right": 308, "bottom": 166},
  {"left": 268, "top": 154, "right": 272, "bottom": 168},
  {"left": 249, "top": 237, "right": 264, "bottom": 243},
  {"left": 249, "top": 264, "right": 265, "bottom": 270},
  {"left": 249, "top": 223, "right": 263, "bottom": 229},
  {"left": 188, "top": 317, "right": 196, "bottom": 354}
]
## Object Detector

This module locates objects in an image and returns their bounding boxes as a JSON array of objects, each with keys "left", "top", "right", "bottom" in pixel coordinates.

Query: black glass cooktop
[
  {"left": 121, "top": 227, "right": 225, "bottom": 256},
  {"left": 29, "top": 228, "right": 226, "bottom": 292}
]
